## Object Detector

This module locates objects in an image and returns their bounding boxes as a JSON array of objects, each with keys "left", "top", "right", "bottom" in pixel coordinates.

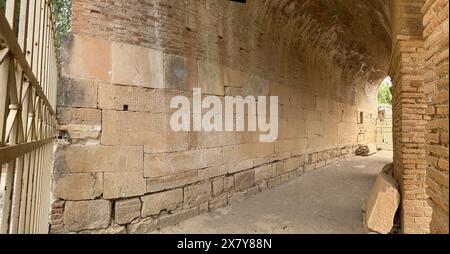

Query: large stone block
[
  {"left": 62, "top": 35, "right": 111, "bottom": 82},
  {"left": 254, "top": 164, "right": 273, "bottom": 183},
  {"left": 234, "top": 169, "right": 255, "bottom": 191},
  {"left": 55, "top": 145, "right": 143, "bottom": 173},
  {"left": 64, "top": 200, "right": 111, "bottom": 232},
  {"left": 57, "top": 107, "right": 101, "bottom": 139},
  {"left": 141, "top": 189, "right": 183, "bottom": 217},
  {"left": 143, "top": 147, "right": 222, "bottom": 178},
  {"left": 111, "top": 42, "right": 163, "bottom": 88},
  {"left": 146, "top": 171, "right": 200, "bottom": 193},
  {"left": 164, "top": 53, "right": 198, "bottom": 91},
  {"left": 98, "top": 84, "right": 165, "bottom": 112},
  {"left": 184, "top": 181, "right": 211, "bottom": 207},
  {"left": 115, "top": 198, "right": 141, "bottom": 225},
  {"left": 101, "top": 110, "right": 188, "bottom": 153},
  {"left": 127, "top": 217, "right": 158, "bottom": 234},
  {"left": 223, "top": 67, "right": 250, "bottom": 88},
  {"left": 52, "top": 173, "right": 103, "bottom": 200},
  {"left": 57, "top": 77, "right": 97, "bottom": 108},
  {"left": 103, "top": 171, "right": 146, "bottom": 199},
  {"left": 364, "top": 172, "right": 401, "bottom": 234},
  {"left": 198, "top": 61, "right": 224, "bottom": 95}
]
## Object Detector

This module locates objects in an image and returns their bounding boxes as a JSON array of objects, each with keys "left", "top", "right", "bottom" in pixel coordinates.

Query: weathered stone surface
[
  {"left": 164, "top": 53, "right": 198, "bottom": 91},
  {"left": 254, "top": 164, "right": 273, "bottom": 183},
  {"left": 111, "top": 42, "right": 163, "bottom": 88},
  {"left": 198, "top": 60, "right": 224, "bottom": 95},
  {"left": 234, "top": 169, "right": 255, "bottom": 191},
  {"left": 223, "top": 67, "right": 249, "bottom": 88},
  {"left": 146, "top": 171, "right": 200, "bottom": 193},
  {"left": 53, "top": 173, "right": 103, "bottom": 200},
  {"left": 143, "top": 148, "right": 222, "bottom": 178},
  {"left": 98, "top": 83, "right": 165, "bottom": 112},
  {"left": 209, "top": 194, "right": 228, "bottom": 210},
  {"left": 212, "top": 178, "right": 224, "bottom": 196},
  {"left": 115, "top": 198, "right": 141, "bottom": 225},
  {"left": 57, "top": 77, "right": 97, "bottom": 108},
  {"left": 79, "top": 224, "right": 127, "bottom": 234},
  {"left": 103, "top": 171, "right": 146, "bottom": 199},
  {"left": 127, "top": 217, "right": 158, "bottom": 234},
  {"left": 184, "top": 181, "right": 211, "bottom": 207},
  {"left": 55, "top": 145, "right": 143, "bottom": 173},
  {"left": 62, "top": 35, "right": 111, "bottom": 82},
  {"left": 364, "top": 172, "right": 401, "bottom": 234},
  {"left": 102, "top": 110, "right": 188, "bottom": 153},
  {"left": 64, "top": 200, "right": 111, "bottom": 232},
  {"left": 141, "top": 189, "right": 183, "bottom": 217},
  {"left": 57, "top": 107, "right": 101, "bottom": 139},
  {"left": 158, "top": 207, "right": 199, "bottom": 228}
]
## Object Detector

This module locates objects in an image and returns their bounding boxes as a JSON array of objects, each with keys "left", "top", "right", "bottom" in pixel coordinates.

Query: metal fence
[{"left": 0, "top": 0, "right": 57, "bottom": 234}]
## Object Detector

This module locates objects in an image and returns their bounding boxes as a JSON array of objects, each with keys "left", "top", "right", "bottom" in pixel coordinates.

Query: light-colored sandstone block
[
  {"left": 212, "top": 178, "right": 224, "bottom": 196},
  {"left": 115, "top": 198, "right": 141, "bottom": 225},
  {"left": 55, "top": 145, "right": 143, "bottom": 173},
  {"left": 234, "top": 169, "right": 255, "bottom": 191},
  {"left": 111, "top": 42, "right": 163, "bottom": 88},
  {"left": 158, "top": 207, "right": 199, "bottom": 228},
  {"left": 254, "top": 164, "right": 273, "bottom": 183},
  {"left": 64, "top": 200, "right": 111, "bottom": 232},
  {"left": 98, "top": 84, "right": 165, "bottom": 112},
  {"left": 198, "top": 60, "right": 224, "bottom": 95},
  {"left": 141, "top": 189, "right": 183, "bottom": 217},
  {"left": 57, "top": 107, "right": 101, "bottom": 139},
  {"left": 102, "top": 110, "right": 188, "bottom": 153},
  {"left": 62, "top": 35, "right": 111, "bottom": 82},
  {"left": 143, "top": 147, "right": 222, "bottom": 178},
  {"left": 127, "top": 217, "right": 158, "bottom": 234},
  {"left": 364, "top": 172, "right": 401, "bottom": 234},
  {"left": 103, "top": 171, "right": 146, "bottom": 199},
  {"left": 184, "top": 181, "right": 211, "bottom": 207},
  {"left": 53, "top": 173, "right": 103, "bottom": 200}
]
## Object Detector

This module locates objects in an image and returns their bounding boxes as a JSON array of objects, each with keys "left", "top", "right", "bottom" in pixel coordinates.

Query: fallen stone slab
[
  {"left": 363, "top": 172, "right": 400, "bottom": 234},
  {"left": 356, "top": 143, "right": 378, "bottom": 156}
]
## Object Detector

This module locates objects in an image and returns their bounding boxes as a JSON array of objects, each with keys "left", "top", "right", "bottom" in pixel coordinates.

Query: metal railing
[{"left": 0, "top": 0, "right": 57, "bottom": 234}]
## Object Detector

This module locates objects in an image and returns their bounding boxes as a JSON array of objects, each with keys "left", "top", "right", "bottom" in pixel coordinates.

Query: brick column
[
  {"left": 390, "top": 36, "right": 432, "bottom": 234},
  {"left": 422, "top": 0, "right": 449, "bottom": 234}
]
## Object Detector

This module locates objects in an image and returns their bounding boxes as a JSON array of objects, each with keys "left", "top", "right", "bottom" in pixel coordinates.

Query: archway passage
[{"left": 47, "top": 0, "right": 448, "bottom": 234}]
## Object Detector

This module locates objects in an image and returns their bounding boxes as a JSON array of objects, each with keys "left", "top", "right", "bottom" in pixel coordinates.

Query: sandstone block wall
[
  {"left": 422, "top": 0, "right": 449, "bottom": 234},
  {"left": 51, "top": 0, "right": 391, "bottom": 233}
]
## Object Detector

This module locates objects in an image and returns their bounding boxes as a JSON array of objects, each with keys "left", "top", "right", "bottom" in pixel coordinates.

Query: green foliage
[
  {"left": 378, "top": 77, "right": 392, "bottom": 105},
  {"left": 52, "top": 0, "right": 72, "bottom": 49}
]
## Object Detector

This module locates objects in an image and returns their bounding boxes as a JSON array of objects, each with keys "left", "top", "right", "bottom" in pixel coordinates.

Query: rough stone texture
[
  {"left": 103, "top": 171, "right": 146, "bottom": 199},
  {"left": 364, "top": 172, "right": 401, "bottom": 234},
  {"left": 64, "top": 200, "right": 111, "bottom": 232},
  {"left": 141, "top": 189, "right": 183, "bottom": 217},
  {"left": 127, "top": 217, "right": 158, "bottom": 234},
  {"left": 52, "top": 0, "right": 448, "bottom": 234},
  {"left": 52, "top": 173, "right": 103, "bottom": 200},
  {"left": 422, "top": 0, "right": 449, "bottom": 234},
  {"left": 115, "top": 198, "right": 141, "bottom": 225}
]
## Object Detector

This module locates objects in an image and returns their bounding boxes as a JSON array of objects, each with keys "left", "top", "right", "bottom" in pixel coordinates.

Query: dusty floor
[{"left": 158, "top": 151, "right": 393, "bottom": 234}]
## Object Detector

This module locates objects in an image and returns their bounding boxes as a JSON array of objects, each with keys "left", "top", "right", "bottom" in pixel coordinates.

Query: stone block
[
  {"left": 184, "top": 181, "right": 211, "bottom": 207},
  {"left": 127, "top": 217, "right": 158, "bottom": 234},
  {"left": 57, "top": 107, "right": 101, "bottom": 139},
  {"left": 144, "top": 148, "right": 222, "bottom": 178},
  {"left": 55, "top": 145, "right": 143, "bottom": 173},
  {"left": 198, "top": 61, "right": 224, "bottom": 95},
  {"left": 146, "top": 171, "right": 200, "bottom": 193},
  {"left": 57, "top": 77, "right": 97, "bottom": 108},
  {"left": 102, "top": 110, "right": 188, "bottom": 153},
  {"left": 62, "top": 35, "right": 111, "bottom": 82},
  {"left": 64, "top": 200, "right": 111, "bottom": 232},
  {"left": 164, "top": 53, "right": 198, "bottom": 91},
  {"left": 111, "top": 42, "right": 163, "bottom": 88},
  {"left": 364, "top": 172, "right": 401, "bottom": 234},
  {"left": 212, "top": 178, "right": 224, "bottom": 196},
  {"left": 223, "top": 67, "right": 249, "bottom": 88},
  {"left": 103, "top": 171, "right": 146, "bottom": 199},
  {"left": 98, "top": 83, "right": 165, "bottom": 112},
  {"left": 115, "top": 198, "right": 141, "bottom": 225},
  {"left": 209, "top": 194, "right": 228, "bottom": 210},
  {"left": 234, "top": 169, "right": 255, "bottom": 191},
  {"left": 254, "top": 164, "right": 273, "bottom": 182},
  {"left": 52, "top": 173, "right": 103, "bottom": 200},
  {"left": 141, "top": 189, "right": 183, "bottom": 217},
  {"left": 158, "top": 207, "right": 199, "bottom": 228}
]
